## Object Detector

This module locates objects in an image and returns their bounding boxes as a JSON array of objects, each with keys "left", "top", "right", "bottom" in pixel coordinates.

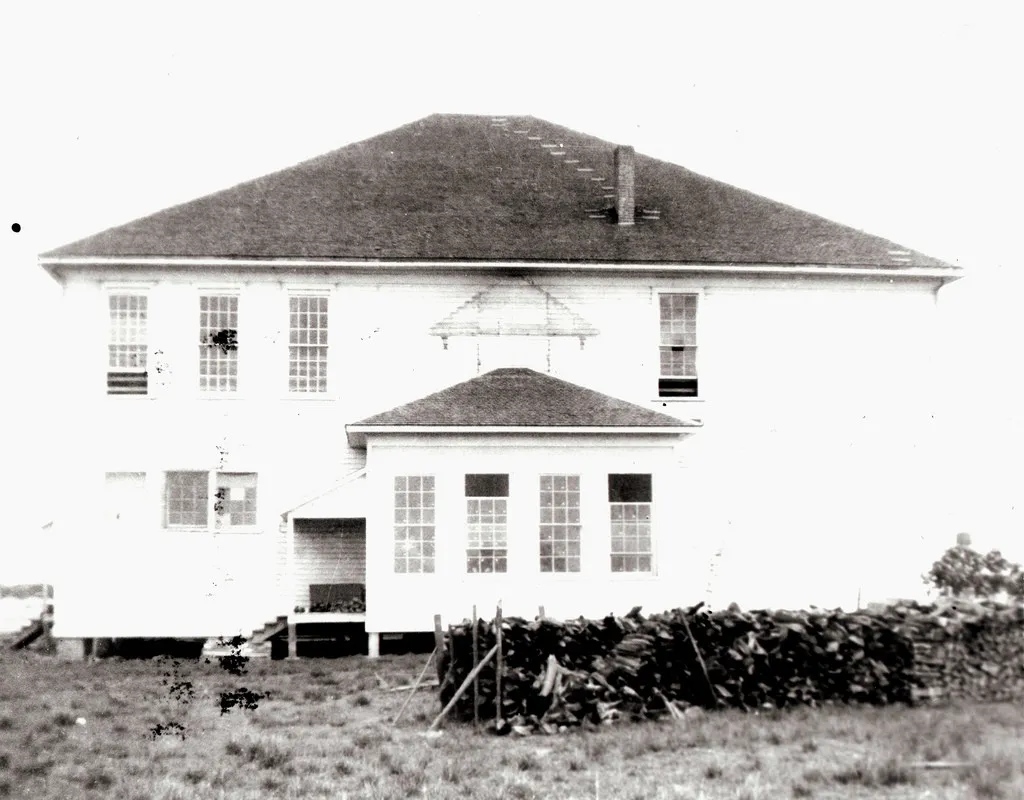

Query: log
[
  {"left": 429, "top": 644, "right": 498, "bottom": 732},
  {"left": 391, "top": 648, "right": 437, "bottom": 726}
]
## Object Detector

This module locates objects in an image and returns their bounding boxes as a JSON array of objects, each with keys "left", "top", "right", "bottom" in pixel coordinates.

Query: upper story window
[
  {"left": 659, "top": 293, "right": 698, "bottom": 398},
  {"left": 608, "top": 474, "right": 653, "bottom": 573},
  {"left": 466, "top": 474, "right": 508, "bottom": 574},
  {"left": 393, "top": 475, "right": 435, "bottom": 573},
  {"left": 539, "top": 475, "right": 581, "bottom": 573},
  {"left": 107, "top": 294, "right": 148, "bottom": 395},
  {"left": 165, "top": 471, "right": 258, "bottom": 531},
  {"left": 199, "top": 295, "right": 239, "bottom": 392},
  {"left": 289, "top": 295, "right": 328, "bottom": 393}
]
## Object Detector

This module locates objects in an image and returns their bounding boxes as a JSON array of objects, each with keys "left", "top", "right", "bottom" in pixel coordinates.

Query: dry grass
[{"left": 1, "top": 649, "right": 1023, "bottom": 799}]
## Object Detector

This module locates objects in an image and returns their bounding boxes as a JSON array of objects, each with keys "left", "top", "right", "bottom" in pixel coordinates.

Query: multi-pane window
[
  {"left": 539, "top": 475, "right": 581, "bottom": 572},
  {"left": 107, "top": 294, "right": 148, "bottom": 394},
  {"left": 393, "top": 476, "right": 435, "bottom": 573},
  {"left": 214, "top": 473, "right": 258, "bottom": 529},
  {"left": 165, "top": 472, "right": 209, "bottom": 527},
  {"left": 165, "top": 471, "right": 258, "bottom": 530},
  {"left": 659, "top": 293, "right": 698, "bottom": 398},
  {"left": 466, "top": 474, "right": 508, "bottom": 574},
  {"left": 289, "top": 295, "right": 328, "bottom": 393},
  {"left": 199, "top": 295, "right": 239, "bottom": 392},
  {"left": 609, "top": 474, "right": 653, "bottom": 573}
]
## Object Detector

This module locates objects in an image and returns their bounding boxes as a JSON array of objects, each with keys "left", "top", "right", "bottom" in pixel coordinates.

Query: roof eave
[
  {"left": 345, "top": 423, "right": 702, "bottom": 448},
  {"left": 37, "top": 255, "right": 963, "bottom": 282}
]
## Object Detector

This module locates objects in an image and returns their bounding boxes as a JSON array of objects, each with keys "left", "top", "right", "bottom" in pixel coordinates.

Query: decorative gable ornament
[{"left": 429, "top": 282, "right": 599, "bottom": 350}]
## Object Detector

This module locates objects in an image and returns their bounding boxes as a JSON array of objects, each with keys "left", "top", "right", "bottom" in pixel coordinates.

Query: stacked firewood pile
[
  {"left": 890, "top": 598, "right": 1024, "bottom": 702},
  {"left": 438, "top": 604, "right": 918, "bottom": 732},
  {"left": 308, "top": 597, "right": 366, "bottom": 613}
]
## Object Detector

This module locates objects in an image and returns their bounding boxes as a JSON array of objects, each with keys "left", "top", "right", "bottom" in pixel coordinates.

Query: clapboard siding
[
  {"left": 291, "top": 519, "right": 366, "bottom": 609},
  {"left": 52, "top": 266, "right": 948, "bottom": 636}
]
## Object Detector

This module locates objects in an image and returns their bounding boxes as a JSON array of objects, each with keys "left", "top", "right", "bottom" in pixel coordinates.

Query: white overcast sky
[{"left": 1, "top": 2, "right": 1022, "bottom": 581}]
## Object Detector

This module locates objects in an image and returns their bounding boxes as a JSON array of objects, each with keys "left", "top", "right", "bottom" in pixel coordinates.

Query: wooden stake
[
  {"left": 428, "top": 644, "right": 498, "bottom": 731},
  {"left": 433, "top": 614, "right": 445, "bottom": 683},
  {"left": 495, "top": 602, "right": 503, "bottom": 727},
  {"left": 392, "top": 647, "right": 436, "bottom": 727},
  {"left": 678, "top": 608, "right": 718, "bottom": 707},
  {"left": 472, "top": 605, "right": 479, "bottom": 727}
]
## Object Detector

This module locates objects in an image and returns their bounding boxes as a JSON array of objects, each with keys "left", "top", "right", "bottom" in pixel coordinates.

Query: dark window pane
[
  {"left": 608, "top": 474, "right": 652, "bottom": 503},
  {"left": 465, "top": 474, "right": 509, "bottom": 497}
]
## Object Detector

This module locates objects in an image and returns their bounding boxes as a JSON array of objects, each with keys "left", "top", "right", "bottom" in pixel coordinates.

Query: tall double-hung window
[
  {"left": 609, "top": 474, "right": 653, "bottom": 573},
  {"left": 199, "top": 295, "right": 239, "bottom": 392},
  {"left": 658, "top": 293, "right": 698, "bottom": 398},
  {"left": 393, "top": 476, "right": 435, "bottom": 573},
  {"left": 539, "top": 475, "right": 581, "bottom": 572},
  {"left": 107, "top": 294, "right": 148, "bottom": 394},
  {"left": 288, "top": 295, "right": 328, "bottom": 393},
  {"left": 466, "top": 474, "right": 508, "bottom": 574}
]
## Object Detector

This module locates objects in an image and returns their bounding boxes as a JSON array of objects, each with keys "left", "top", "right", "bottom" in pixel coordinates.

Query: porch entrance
[{"left": 292, "top": 518, "right": 366, "bottom": 615}]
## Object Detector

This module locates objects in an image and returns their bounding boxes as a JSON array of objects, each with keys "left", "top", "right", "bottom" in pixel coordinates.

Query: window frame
[
  {"left": 538, "top": 474, "right": 582, "bottom": 574},
  {"left": 197, "top": 292, "right": 241, "bottom": 394},
  {"left": 287, "top": 292, "right": 330, "bottom": 394},
  {"left": 164, "top": 470, "right": 259, "bottom": 532},
  {"left": 392, "top": 475, "right": 436, "bottom": 574},
  {"left": 608, "top": 473, "right": 655, "bottom": 574},
  {"left": 465, "top": 473, "right": 509, "bottom": 574},
  {"left": 655, "top": 289, "right": 702, "bottom": 401},
  {"left": 106, "top": 290, "right": 149, "bottom": 396}
]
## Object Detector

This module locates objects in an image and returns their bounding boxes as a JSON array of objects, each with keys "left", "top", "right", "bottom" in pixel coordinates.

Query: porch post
[
  {"left": 367, "top": 631, "right": 380, "bottom": 658},
  {"left": 286, "top": 515, "right": 297, "bottom": 658}
]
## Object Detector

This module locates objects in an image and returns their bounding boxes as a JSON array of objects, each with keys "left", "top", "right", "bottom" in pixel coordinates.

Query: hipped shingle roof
[
  {"left": 44, "top": 114, "right": 954, "bottom": 271},
  {"left": 349, "top": 368, "right": 696, "bottom": 435}
]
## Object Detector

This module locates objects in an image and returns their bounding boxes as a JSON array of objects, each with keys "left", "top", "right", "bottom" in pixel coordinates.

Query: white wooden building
[{"left": 39, "top": 114, "right": 961, "bottom": 657}]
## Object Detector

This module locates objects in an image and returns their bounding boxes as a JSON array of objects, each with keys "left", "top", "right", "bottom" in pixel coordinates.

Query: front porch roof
[
  {"left": 281, "top": 469, "right": 368, "bottom": 521},
  {"left": 346, "top": 368, "right": 700, "bottom": 447}
]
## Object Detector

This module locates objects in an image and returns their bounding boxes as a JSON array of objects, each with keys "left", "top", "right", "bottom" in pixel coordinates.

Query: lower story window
[
  {"left": 539, "top": 474, "right": 581, "bottom": 572},
  {"left": 394, "top": 475, "right": 435, "bottom": 573},
  {"left": 466, "top": 474, "right": 508, "bottom": 573},
  {"left": 214, "top": 473, "right": 257, "bottom": 529},
  {"left": 165, "top": 471, "right": 258, "bottom": 530},
  {"left": 609, "top": 474, "right": 652, "bottom": 573}
]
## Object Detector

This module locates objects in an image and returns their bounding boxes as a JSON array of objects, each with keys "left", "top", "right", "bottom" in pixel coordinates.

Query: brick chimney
[{"left": 614, "top": 145, "right": 635, "bottom": 226}]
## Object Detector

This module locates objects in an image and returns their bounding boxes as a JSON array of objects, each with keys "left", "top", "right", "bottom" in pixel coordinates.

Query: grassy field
[{"left": 1, "top": 650, "right": 1023, "bottom": 799}]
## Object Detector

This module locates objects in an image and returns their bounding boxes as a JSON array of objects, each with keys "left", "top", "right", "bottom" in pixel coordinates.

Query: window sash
[
  {"left": 165, "top": 472, "right": 209, "bottom": 528},
  {"left": 658, "top": 294, "right": 699, "bottom": 397},
  {"left": 539, "top": 474, "right": 581, "bottom": 573},
  {"left": 466, "top": 496, "right": 508, "bottom": 573},
  {"left": 609, "top": 502, "right": 653, "bottom": 573},
  {"left": 289, "top": 295, "right": 328, "bottom": 393},
  {"left": 214, "top": 473, "right": 258, "bottom": 529},
  {"left": 393, "top": 475, "right": 435, "bottom": 573},
  {"left": 199, "top": 295, "right": 239, "bottom": 392}
]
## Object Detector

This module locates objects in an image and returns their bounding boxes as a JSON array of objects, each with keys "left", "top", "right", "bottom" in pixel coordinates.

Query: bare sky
[{"left": 1, "top": 1, "right": 1021, "bottom": 580}]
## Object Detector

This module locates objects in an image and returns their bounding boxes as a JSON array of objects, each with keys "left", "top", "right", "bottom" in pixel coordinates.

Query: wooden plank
[
  {"left": 391, "top": 647, "right": 437, "bottom": 726},
  {"left": 495, "top": 603, "right": 503, "bottom": 727},
  {"left": 472, "top": 605, "right": 480, "bottom": 727},
  {"left": 428, "top": 645, "right": 498, "bottom": 731}
]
